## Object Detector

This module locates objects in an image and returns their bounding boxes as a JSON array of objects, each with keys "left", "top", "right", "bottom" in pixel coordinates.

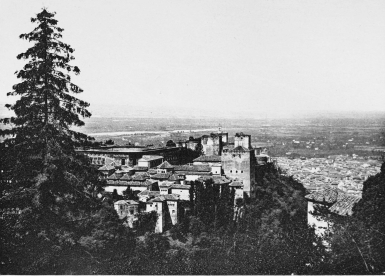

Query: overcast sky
[{"left": 1, "top": 0, "right": 385, "bottom": 118}]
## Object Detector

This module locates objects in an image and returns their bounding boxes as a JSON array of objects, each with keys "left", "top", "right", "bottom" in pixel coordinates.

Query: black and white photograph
[{"left": 1, "top": 0, "right": 385, "bottom": 274}]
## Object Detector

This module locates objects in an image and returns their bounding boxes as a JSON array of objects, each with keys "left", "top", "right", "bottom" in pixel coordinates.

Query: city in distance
[{"left": 77, "top": 111, "right": 385, "bottom": 156}]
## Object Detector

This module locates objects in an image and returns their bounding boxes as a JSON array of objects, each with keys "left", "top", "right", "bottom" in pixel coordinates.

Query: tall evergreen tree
[{"left": 0, "top": 9, "right": 128, "bottom": 274}]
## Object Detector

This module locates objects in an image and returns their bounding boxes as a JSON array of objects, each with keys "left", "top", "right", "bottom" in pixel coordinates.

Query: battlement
[
  {"left": 234, "top": 133, "right": 251, "bottom": 149},
  {"left": 201, "top": 134, "right": 223, "bottom": 155}
]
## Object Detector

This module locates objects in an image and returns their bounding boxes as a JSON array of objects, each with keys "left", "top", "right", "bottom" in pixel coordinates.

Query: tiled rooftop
[
  {"left": 133, "top": 166, "right": 149, "bottom": 171},
  {"left": 305, "top": 187, "right": 343, "bottom": 203},
  {"left": 157, "top": 161, "right": 174, "bottom": 169},
  {"left": 229, "top": 181, "right": 243, "bottom": 187},
  {"left": 107, "top": 173, "right": 120, "bottom": 180},
  {"left": 138, "top": 155, "right": 163, "bottom": 161},
  {"left": 132, "top": 174, "right": 148, "bottom": 181},
  {"left": 171, "top": 184, "right": 190, "bottom": 190},
  {"left": 305, "top": 187, "right": 361, "bottom": 216},
  {"left": 106, "top": 180, "right": 151, "bottom": 186},
  {"left": 137, "top": 190, "right": 160, "bottom": 197},
  {"left": 114, "top": 200, "right": 139, "bottom": 205},
  {"left": 148, "top": 168, "right": 157, "bottom": 174},
  {"left": 120, "top": 174, "right": 132, "bottom": 181},
  {"left": 231, "top": 146, "right": 250, "bottom": 152},
  {"left": 193, "top": 155, "right": 222, "bottom": 162},
  {"left": 151, "top": 173, "right": 172, "bottom": 180},
  {"left": 168, "top": 174, "right": 182, "bottom": 181},
  {"left": 174, "top": 165, "right": 211, "bottom": 172},
  {"left": 148, "top": 194, "right": 180, "bottom": 202},
  {"left": 98, "top": 164, "right": 115, "bottom": 171}
]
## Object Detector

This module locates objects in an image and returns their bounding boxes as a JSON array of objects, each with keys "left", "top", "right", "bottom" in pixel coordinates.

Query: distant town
[{"left": 277, "top": 155, "right": 381, "bottom": 196}]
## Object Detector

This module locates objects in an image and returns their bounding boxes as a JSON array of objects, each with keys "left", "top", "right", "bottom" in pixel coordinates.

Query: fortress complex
[
  {"left": 184, "top": 131, "right": 257, "bottom": 197},
  {"left": 75, "top": 130, "right": 271, "bottom": 232},
  {"left": 78, "top": 130, "right": 263, "bottom": 199}
]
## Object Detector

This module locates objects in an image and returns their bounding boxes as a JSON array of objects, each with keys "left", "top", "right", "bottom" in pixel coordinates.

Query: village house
[
  {"left": 114, "top": 200, "right": 140, "bottom": 228},
  {"left": 98, "top": 163, "right": 116, "bottom": 179},
  {"left": 193, "top": 155, "right": 222, "bottom": 166},
  {"left": 145, "top": 194, "right": 181, "bottom": 233},
  {"left": 305, "top": 187, "right": 360, "bottom": 236},
  {"left": 173, "top": 164, "right": 212, "bottom": 181},
  {"left": 169, "top": 184, "right": 190, "bottom": 200},
  {"left": 137, "top": 190, "right": 161, "bottom": 202},
  {"left": 137, "top": 155, "right": 164, "bottom": 168}
]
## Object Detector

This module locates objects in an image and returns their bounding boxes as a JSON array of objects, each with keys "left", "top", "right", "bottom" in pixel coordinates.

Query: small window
[
  {"left": 172, "top": 210, "right": 175, "bottom": 214},
  {"left": 230, "top": 170, "right": 232, "bottom": 173},
  {"left": 236, "top": 170, "right": 238, "bottom": 173},
  {"left": 241, "top": 170, "right": 243, "bottom": 173}
]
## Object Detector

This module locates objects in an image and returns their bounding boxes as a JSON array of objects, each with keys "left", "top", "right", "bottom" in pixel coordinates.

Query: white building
[
  {"left": 170, "top": 184, "right": 190, "bottom": 200},
  {"left": 137, "top": 155, "right": 164, "bottom": 168},
  {"left": 305, "top": 187, "right": 360, "bottom": 237},
  {"left": 113, "top": 200, "right": 139, "bottom": 228},
  {"left": 145, "top": 194, "right": 180, "bottom": 233}
]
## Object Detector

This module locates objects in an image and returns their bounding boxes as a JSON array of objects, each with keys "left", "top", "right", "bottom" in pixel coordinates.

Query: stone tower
[
  {"left": 219, "top": 132, "right": 228, "bottom": 144},
  {"left": 222, "top": 133, "right": 256, "bottom": 198},
  {"left": 201, "top": 133, "right": 223, "bottom": 156},
  {"left": 234, "top": 132, "right": 251, "bottom": 149}
]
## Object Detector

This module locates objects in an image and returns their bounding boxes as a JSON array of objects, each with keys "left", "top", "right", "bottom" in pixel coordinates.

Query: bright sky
[{"left": 1, "top": 0, "right": 385, "bottom": 118}]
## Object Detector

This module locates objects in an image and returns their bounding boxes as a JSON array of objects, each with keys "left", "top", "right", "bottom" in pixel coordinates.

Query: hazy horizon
[
  {"left": 1, "top": 0, "right": 385, "bottom": 119},
  {"left": 2, "top": 100, "right": 385, "bottom": 120}
]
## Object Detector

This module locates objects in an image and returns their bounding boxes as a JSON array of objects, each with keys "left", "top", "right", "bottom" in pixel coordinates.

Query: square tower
[
  {"left": 201, "top": 133, "right": 223, "bottom": 156},
  {"left": 222, "top": 145, "right": 256, "bottom": 198},
  {"left": 234, "top": 132, "right": 251, "bottom": 149},
  {"left": 219, "top": 132, "right": 228, "bottom": 143}
]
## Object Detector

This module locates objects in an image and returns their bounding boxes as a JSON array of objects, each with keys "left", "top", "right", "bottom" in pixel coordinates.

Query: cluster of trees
[
  {"left": 71, "top": 164, "right": 324, "bottom": 274},
  {"left": 175, "top": 147, "right": 203, "bottom": 165},
  {"left": 137, "top": 164, "right": 327, "bottom": 275},
  {"left": 122, "top": 163, "right": 385, "bottom": 275}
]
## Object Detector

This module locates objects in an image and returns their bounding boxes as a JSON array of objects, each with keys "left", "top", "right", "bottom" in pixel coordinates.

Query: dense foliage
[
  {"left": 100, "top": 164, "right": 326, "bottom": 274},
  {"left": 0, "top": 9, "right": 132, "bottom": 274},
  {"left": 320, "top": 163, "right": 385, "bottom": 274}
]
